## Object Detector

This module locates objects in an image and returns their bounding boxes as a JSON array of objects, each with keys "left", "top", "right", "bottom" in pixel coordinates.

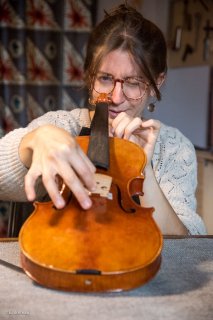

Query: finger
[
  {"left": 110, "top": 112, "right": 126, "bottom": 129},
  {"left": 123, "top": 117, "right": 142, "bottom": 140},
  {"left": 24, "top": 167, "right": 41, "bottom": 201},
  {"left": 63, "top": 172, "right": 92, "bottom": 210},
  {"left": 108, "top": 129, "right": 114, "bottom": 137},
  {"left": 41, "top": 173, "right": 66, "bottom": 209},
  {"left": 45, "top": 164, "right": 92, "bottom": 209},
  {"left": 77, "top": 145, "right": 96, "bottom": 173},
  {"left": 108, "top": 117, "right": 115, "bottom": 136},
  {"left": 67, "top": 147, "right": 96, "bottom": 192},
  {"left": 141, "top": 119, "right": 161, "bottom": 130},
  {"left": 111, "top": 113, "right": 131, "bottom": 138},
  {"left": 108, "top": 117, "right": 113, "bottom": 126}
]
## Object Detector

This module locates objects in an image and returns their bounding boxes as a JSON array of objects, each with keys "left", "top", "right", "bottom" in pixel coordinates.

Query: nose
[{"left": 111, "top": 81, "right": 125, "bottom": 105}]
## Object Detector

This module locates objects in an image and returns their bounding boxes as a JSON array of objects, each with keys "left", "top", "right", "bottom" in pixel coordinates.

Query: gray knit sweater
[{"left": 0, "top": 108, "right": 207, "bottom": 234}]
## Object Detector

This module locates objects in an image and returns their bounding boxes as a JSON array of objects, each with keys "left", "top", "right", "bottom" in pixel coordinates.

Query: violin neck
[{"left": 87, "top": 101, "right": 109, "bottom": 170}]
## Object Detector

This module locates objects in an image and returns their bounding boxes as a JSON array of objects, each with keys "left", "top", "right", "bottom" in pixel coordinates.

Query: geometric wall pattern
[
  {"left": 0, "top": 0, "right": 96, "bottom": 236},
  {"left": 0, "top": 0, "right": 96, "bottom": 136}
]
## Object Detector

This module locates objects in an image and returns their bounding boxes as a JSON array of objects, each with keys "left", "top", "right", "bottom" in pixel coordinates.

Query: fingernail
[
  {"left": 82, "top": 199, "right": 92, "bottom": 209},
  {"left": 91, "top": 185, "right": 96, "bottom": 192},
  {"left": 56, "top": 198, "right": 65, "bottom": 209}
]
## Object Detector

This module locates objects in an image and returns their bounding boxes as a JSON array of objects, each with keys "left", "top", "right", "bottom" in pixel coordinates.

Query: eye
[
  {"left": 97, "top": 74, "right": 113, "bottom": 83},
  {"left": 125, "top": 77, "right": 140, "bottom": 86},
  {"left": 125, "top": 77, "right": 147, "bottom": 88}
]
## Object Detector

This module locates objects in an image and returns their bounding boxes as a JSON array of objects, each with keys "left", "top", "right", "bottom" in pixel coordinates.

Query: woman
[{"left": 0, "top": 4, "right": 206, "bottom": 235}]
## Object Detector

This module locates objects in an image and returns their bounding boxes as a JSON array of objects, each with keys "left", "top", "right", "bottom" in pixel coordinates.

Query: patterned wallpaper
[
  {"left": 0, "top": 0, "right": 97, "bottom": 236},
  {"left": 0, "top": 0, "right": 96, "bottom": 135}
]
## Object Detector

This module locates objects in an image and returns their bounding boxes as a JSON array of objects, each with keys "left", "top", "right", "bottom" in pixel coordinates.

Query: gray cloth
[{"left": 0, "top": 238, "right": 213, "bottom": 320}]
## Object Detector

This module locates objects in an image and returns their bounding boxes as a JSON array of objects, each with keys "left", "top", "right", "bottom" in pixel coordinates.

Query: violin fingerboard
[{"left": 87, "top": 101, "right": 109, "bottom": 170}]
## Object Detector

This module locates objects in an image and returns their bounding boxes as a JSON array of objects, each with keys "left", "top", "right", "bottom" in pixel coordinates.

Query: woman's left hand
[{"left": 109, "top": 112, "right": 161, "bottom": 166}]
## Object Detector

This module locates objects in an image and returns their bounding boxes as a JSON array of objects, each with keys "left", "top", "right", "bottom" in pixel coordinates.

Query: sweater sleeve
[
  {"left": 26, "top": 109, "right": 90, "bottom": 134},
  {"left": 0, "top": 108, "right": 90, "bottom": 202},
  {"left": 0, "top": 127, "right": 29, "bottom": 201},
  {"left": 153, "top": 125, "right": 207, "bottom": 235}
]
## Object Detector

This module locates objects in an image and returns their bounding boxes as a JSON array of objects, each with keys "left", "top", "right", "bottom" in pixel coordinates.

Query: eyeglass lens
[{"left": 94, "top": 74, "right": 147, "bottom": 99}]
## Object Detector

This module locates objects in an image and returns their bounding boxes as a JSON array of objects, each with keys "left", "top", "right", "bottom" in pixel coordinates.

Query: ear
[
  {"left": 156, "top": 72, "right": 166, "bottom": 89},
  {"left": 150, "top": 72, "right": 166, "bottom": 97}
]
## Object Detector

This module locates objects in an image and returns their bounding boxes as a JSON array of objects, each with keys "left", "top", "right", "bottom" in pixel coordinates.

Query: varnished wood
[{"left": 19, "top": 137, "right": 163, "bottom": 292}]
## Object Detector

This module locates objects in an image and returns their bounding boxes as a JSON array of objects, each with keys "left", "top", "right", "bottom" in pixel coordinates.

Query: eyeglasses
[{"left": 93, "top": 73, "right": 149, "bottom": 100}]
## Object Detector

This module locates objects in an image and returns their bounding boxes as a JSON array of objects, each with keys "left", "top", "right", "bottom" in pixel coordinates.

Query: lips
[{"left": 109, "top": 108, "right": 125, "bottom": 119}]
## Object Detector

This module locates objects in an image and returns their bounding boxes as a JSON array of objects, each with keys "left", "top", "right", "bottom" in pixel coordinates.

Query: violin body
[{"left": 19, "top": 136, "right": 163, "bottom": 292}]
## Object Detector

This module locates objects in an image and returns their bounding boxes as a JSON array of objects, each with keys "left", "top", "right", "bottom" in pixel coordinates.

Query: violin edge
[{"left": 20, "top": 251, "right": 162, "bottom": 292}]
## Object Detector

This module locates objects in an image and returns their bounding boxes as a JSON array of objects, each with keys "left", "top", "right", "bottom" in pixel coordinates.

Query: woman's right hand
[{"left": 18, "top": 125, "right": 96, "bottom": 209}]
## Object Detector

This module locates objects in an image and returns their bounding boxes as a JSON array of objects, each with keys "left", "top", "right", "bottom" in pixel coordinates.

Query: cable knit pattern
[
  {"left": 0, "top": 127, "right": 29, "bottom": 201},
  {"left": 0, "top": 108, "right": 207, "bottom": 234},
  {"left": 152, "top": 124, "right": 206, "bottom": 235}
]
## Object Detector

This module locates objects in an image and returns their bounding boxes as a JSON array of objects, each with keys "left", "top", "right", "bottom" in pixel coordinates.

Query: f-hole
[{"left": 115, "top": 184, "right": 136, "bottom": 214}]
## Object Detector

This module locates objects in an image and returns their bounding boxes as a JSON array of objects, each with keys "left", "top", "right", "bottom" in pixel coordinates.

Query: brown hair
[{"left": 84, "top": 3, "right": 167, "bottom": 100}]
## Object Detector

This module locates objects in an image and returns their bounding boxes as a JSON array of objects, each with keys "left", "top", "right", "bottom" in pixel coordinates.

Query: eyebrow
[{"left": 97, "top": 71, "right": 145, "bottom": 81}]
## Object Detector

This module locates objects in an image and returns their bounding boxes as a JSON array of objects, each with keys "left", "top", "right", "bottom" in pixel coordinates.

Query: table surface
[{"left": 0, "top": 237, "right": 213, "bottom": 320}]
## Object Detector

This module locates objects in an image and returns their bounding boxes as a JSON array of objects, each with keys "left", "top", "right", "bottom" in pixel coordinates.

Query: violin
[{"left": 19, "top": 94, "right": 163, "bottom": 292}]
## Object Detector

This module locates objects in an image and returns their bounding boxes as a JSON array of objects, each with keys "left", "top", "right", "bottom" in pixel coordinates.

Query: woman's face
[{"left": 92, "top": 49, "right": 150, "bottom": 119}]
